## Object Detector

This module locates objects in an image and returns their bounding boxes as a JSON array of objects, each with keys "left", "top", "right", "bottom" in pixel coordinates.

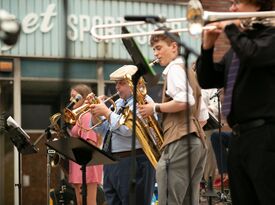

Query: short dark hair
[
  {"left": 150, "top": 27, "right": 181, "bottom": 54},
  {"left": 243, "top": 0, "right": 274, "bottom": 11}
]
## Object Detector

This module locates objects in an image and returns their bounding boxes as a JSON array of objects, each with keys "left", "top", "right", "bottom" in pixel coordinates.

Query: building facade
[{"left": 0, "top": 0, "right": 230, "bottom": 204}]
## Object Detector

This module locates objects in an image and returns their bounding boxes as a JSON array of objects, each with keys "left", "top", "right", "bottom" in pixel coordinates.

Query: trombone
[
  {"left": 91, "top": 17, "right": 195, "bottom": 40},
  {"left": 91, "top": 5, "right": 275, "bottom": 40}
]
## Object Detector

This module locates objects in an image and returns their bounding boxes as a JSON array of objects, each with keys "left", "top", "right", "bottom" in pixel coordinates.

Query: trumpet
[
  {"left": 63, "top": 92, "right": 119, "bottom": 129},
  {"left": 90, "top": 0, "right": 275, "bottom": 40}
]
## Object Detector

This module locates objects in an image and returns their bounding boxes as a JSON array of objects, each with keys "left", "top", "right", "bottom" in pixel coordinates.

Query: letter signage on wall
[{"left": 0, "top": 0, "right": 200, "bottom": 60}]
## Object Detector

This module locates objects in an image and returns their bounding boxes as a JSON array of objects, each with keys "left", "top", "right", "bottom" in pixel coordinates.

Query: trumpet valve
[{"left": 86, "top": 92, "right": 100, "bottom": 104}]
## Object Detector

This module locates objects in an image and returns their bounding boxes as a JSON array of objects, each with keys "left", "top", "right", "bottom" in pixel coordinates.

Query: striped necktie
[
  {"left": 102, "top": 100, "right": 127, "bottom": 154},
  {"left": 222, "top": 52, "right": 240, "bottom": 117}
]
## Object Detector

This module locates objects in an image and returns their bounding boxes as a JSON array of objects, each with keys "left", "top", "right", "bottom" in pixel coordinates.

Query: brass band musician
[
  {"left": 196, "top": 0, "right": 275, "bottom": 204},
  {"left": 87, "top": 65, "right": 156, "bottom": 205},
  {"left": 138, "top": 31, "right": 208, "bottom": 205},
  {"left": 67, "top": 84, "right": 103, "bottom": 205}
]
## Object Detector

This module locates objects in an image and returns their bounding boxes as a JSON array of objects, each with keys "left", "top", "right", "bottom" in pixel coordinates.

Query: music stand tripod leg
[
  {"left": 81, "top": 165, "right": 87, "bottom": 205},
  {"left": 14, "top": 150, "right": 22, "bottom": 205},
  {"left": 46, "top": 137, "right": 117, "bottom": 205},
  {"left": 6, "top": 126, "right": 38, "bottom": 205},
  {"left": 73, "top": 147, "right": 92, "bottom": 205}
]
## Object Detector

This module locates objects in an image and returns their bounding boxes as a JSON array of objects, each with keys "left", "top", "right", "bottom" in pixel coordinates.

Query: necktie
[
  {"left": 222, "top": 52, "right": 240, "bottom": 117},
  {"left": 102, "top": 100, "right": 127, "bottom": 154}
]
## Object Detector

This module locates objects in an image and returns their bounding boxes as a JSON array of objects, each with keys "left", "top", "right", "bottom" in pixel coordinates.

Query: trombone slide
[{"left": 91, "top": 18, "right": 187, "bottom": 40}]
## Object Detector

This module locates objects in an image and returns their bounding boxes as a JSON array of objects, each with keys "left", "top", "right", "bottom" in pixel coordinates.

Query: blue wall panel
[{"left": 0, "top": 0, "right": 200, "bottom": 62}]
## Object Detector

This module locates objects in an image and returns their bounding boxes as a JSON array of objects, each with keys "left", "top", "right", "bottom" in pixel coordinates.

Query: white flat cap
[{"left": 110, "top": 65, "right": 138, "bottom": 81}]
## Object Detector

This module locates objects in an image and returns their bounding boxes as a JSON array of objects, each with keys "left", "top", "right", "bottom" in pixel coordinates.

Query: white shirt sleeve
[
  {"left": 201, "top": 88, "right": 219, "bottom": 117},
  {"left": 166, "top": 64, "right": 195, "bottom": 106}
]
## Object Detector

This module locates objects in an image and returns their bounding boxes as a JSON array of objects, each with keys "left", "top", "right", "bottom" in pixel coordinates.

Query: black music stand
[
  {"left": 121, "top": 26, "right": 159, "bottom": 86},
  {"left": 203, "top": 111, "right": 220, "bottom": 131},
  {"left": 6, "top": 127, "right": 38, "bottom": 205},
  {"left": 46, "top": 137, "right": 116, "bottom": 205},
  {"left": 121, "top": 26, "right": 159, "bottom": 205},
  {"left": 8, "top": 127, "right": 38, "bottom": 154}
]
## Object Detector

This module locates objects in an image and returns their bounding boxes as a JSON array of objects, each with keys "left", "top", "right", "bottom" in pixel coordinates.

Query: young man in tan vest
[{"left": 138, "top": 31, "right": 208, "bottom": 205}]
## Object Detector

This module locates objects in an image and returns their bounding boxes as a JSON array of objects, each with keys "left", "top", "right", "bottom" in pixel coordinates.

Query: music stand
[
  {"left": 121, "top": 26, "right": 159, "bottom": 205},
  {"left": 203, "top": 111, "right": 220, "bottom": 131},
  {"left": 6, "top": 127, "right": 38, "bottom": 205},
  {"left": 8, "top": 127, "right": 38, "bottom": 154},
  {"left": 121, "top": 26, "right": 159, "bottom": 86},
  {"left": 46, "top": 137, "right": 116, "bottom": 205}
]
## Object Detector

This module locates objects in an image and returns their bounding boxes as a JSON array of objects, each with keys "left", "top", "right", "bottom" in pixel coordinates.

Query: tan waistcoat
[{"left": 161, "top": 66, "right": 205, "bottom": 150}]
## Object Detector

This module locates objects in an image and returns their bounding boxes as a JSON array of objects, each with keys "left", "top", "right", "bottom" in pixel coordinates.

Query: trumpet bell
[
  {"left": 63, "top": 104, "right": 90, "bottom": 125},
  {"left": 187, "top": 0, "right": 204, "bottom": 35},
  {"left": 63, "top": 92, "right": 119, "bottom": 130}
]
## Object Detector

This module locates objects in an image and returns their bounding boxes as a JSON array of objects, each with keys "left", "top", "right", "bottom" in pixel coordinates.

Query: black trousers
[
  {"left": 228, "top": 123, "right": 275, "bottom": 205},
  {"left": 103, "top": 153, "right": 155, "bottom": 205}
]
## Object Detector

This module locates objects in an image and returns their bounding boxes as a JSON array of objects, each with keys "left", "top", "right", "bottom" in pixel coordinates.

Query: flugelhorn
[
  {"left": 88, "top": 92, "right": 121, "bottom": 129},
  {"left": 63, "top": 92, "right": 119, "bottom": 128}
]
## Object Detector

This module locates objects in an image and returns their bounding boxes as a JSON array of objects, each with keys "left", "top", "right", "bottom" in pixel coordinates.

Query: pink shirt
[{"left": 68, "top": 112, "right": 103, "bottom": 184}]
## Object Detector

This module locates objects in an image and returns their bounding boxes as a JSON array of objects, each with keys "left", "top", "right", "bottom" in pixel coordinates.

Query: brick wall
[
  {"left": 201, "top": 0, "right": 231, "bottom": 61},
  {"left": 22, "top": 133, "right": 61, "bottom": 205},
  {"left": 124, "top": 0, "right": 232, "bottom": 61}
]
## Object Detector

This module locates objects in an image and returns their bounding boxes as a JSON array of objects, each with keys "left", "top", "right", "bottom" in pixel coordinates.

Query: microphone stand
[
  {"left": 46, "top": 128, "right": 54, "bottom": 205},
  {"left": 122, "top": 20, "right": 199, "bottom": 205},
  {"left": 33, "top": 121, "right": 67, "bottom": 205},
  {"left": 204, "top": 89, "right": 230, "bottom": 204},
  {"left": 33, "top": 126, "right": 54, "bottom": 205},
  {"left": 163, "top": 28, "right": 199, "bottom": 205},
  {"left": 148, "top": 19, "right": 199, "bottom": 205},
  {"left": 213, "top": 89, "right": 228, "bottom": 203},
  {"left": 129, "top": 74, "right": 138, "bottom": 205},
  {"left": 201, "top": 89, "right": 223, "bottom": 205},
  {"left": 120, "top": 25, "right": 158, "bottom": 205}
]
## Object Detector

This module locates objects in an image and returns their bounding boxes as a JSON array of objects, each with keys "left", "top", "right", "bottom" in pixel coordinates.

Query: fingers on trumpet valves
[
  {"left": 85, "top": 92, "right": 97, "bottom": 104},
  {"left": 204, "top": 22, "right": 219, "bottom": 31},
  {"left": 205, "top": 20, "right": 241, "bottom": 32}
]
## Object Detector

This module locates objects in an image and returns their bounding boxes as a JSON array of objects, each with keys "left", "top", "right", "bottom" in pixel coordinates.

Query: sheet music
[
  {"left": 208, "top": 111, "right": 219, "bottom": 122},
  {"left": 7, "top": 116, "right": 30, "bottom": 139},
  {"left": 204, "top": 111, "right": 220, "bottom": 131}
]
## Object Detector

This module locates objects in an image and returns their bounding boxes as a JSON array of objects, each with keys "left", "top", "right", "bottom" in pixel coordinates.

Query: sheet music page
[{"left": 7, "top": 116, "right": 30, "bottom": 139}]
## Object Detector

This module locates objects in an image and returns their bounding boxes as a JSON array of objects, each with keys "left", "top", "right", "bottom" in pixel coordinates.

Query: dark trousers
[
  {"left": 103, "top": 154, "right": 155, "bottom": 205},
  {"left": 211, "top": 131, "right": 232, "bottom": 174},
  {"left": 228, "top": 123, "right": 275, "bottom": 205}
]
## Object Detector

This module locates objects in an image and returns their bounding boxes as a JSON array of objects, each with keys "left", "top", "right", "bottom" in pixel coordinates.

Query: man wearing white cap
[{"left": 89, "top": 65, "right": 155, "bottom": 205}]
